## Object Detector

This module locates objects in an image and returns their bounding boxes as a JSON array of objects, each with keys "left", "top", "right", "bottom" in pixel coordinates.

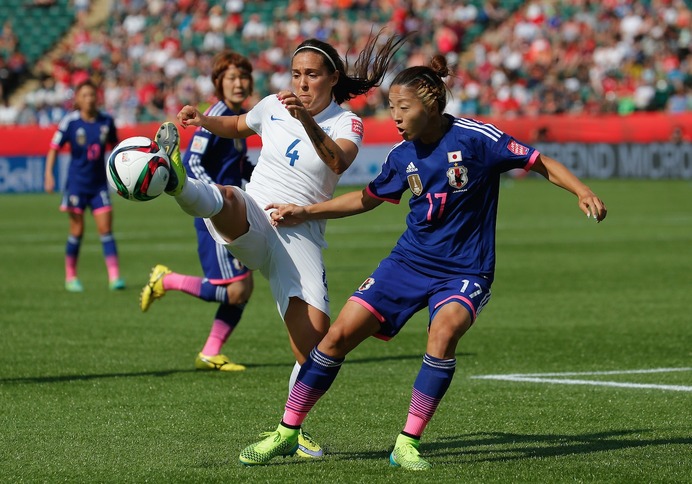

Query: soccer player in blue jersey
[
  {"left": 239, "top": 54, "right": 608, "bottom": 469},
  {"left": 44, "top": 79, "right": 123, "bottom": 292},
  {"left": 139, "top": 51, "right": 255, "bottom": 372}
]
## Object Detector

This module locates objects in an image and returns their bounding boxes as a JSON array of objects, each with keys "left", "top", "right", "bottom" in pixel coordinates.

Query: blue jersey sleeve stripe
[
  {"left": 453, "top": 119, "right": 501, "bottom": 142},
  {"left": 189, "top": 154, "right": 213, "bottom": 183},
  {"left": 365, "top": 185, "right": 400, "bottom": 204}
]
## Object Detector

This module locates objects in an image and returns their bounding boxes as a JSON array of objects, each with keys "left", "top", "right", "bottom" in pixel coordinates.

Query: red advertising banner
[{"left": 0, "top": 113, "right": 690, "bottom": 156}]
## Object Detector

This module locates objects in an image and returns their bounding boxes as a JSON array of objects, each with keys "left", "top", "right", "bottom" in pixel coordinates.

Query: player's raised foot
[
  {"left": 296, "top": 429, "right": 323, "bottom": 458},
  {"left": 155, "top": 122, "right": 185, "bottom": 196},
  {"left": 389, "top": 434, "right": 431, "bottom": 471},
  {"left": 65, "top": 278, "right": 84, "bottom": 293},
  {"left": 239, "top": 424, "right": 299, "bottom": 466},
  {"left": 109, "top": 277, "right": 126, "bottom": 291},
  {"left": 139, "top": 264, "right": 171, "bottom": 312},
  {"left": 195, "top": 353, "right": 246, "bottom": 371}
]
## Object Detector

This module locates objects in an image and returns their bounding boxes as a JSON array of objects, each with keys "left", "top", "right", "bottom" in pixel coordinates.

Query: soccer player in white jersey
[
  {"left": 152, "top": 33, "right": 409, "bottom": 458},
  {"left": 240, "top": 55, "right": 608, "bottom": 469}
]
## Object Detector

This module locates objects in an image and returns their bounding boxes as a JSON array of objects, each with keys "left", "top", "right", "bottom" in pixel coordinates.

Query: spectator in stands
[{"left": 5, "top": 0, "right": 691, "bottom": 123}]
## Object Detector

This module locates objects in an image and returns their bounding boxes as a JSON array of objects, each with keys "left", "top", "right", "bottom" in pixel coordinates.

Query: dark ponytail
[{"left": 292, "top": 31, "right": 411, "bottom": 105}]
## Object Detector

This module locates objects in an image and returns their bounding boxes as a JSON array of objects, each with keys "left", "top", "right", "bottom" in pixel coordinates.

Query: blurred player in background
[
  {"left": 140, "top": 51, "right": 255, "bottom": 372},
  {"left": 150, "top": 33, "right": 409, "bottom": 459},
  {"left": 240, "top": 55, "right": 608, "bottom": 469},
  {"left": 44, "top": 79, "right": 123, "bottom": 292}
]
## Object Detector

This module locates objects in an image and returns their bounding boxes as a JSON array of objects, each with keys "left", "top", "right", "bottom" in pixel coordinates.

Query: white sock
[
  {"left": 175, "top": 178, "right": 224, "bottom": 218},
  {"left": 288, "top": 361, "right": 301, "bottom": 395}
]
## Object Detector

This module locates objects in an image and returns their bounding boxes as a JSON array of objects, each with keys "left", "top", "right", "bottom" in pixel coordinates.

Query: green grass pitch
[{"left": 1, "top": 179, "right": 690, "bottom": 483}]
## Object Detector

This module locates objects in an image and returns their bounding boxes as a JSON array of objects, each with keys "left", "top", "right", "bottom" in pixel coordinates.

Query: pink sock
[
  {"left": 65, "top": 256, "right": 77, "bottom": 280},
  {"left": 403, "top": 414, "right": 429, "bottom": 438},
  {"left": 402, "top": 388, "right": 439, "bottom": 437},
  {"left": 163, "top": 273, "right": 203, "bottom": 296},
  {"left": 201, "top": 319, "right": 234, "bottom": 356},
  {"left": 105, "top": 255, "right": 120, "bottom": 280}
]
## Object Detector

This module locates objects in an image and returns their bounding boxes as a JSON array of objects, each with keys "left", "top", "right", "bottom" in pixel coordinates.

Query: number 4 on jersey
[{"left": 285, "top": 139, "right": 300, "bottom": 166}]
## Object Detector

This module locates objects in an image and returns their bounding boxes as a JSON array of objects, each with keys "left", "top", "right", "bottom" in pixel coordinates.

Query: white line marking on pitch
[{"left": 471, "top": 367, "right": 692, "bottom": 392}]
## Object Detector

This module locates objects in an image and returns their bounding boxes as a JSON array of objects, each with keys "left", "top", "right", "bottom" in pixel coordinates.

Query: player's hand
[
  {"left": 276, "top": 91, "right": 310, "bottom": 122},
  {"left": 177, "top": 105, "right": 205, "bottom": 129},
  {"left": 265, "top": 202, "right": 308, "bottom": 227},
  {"left": 578, "top": 190, "right": 607, "bottom": 222},
  {"left": 44, "top": 172, "right": 55, "bottom": 193}
]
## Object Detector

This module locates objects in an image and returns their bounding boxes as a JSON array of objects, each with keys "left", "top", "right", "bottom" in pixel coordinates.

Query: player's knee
[
  {"left": 430, "top": 310, "right": 472, "bottom": 343},
  {"left": 217, "top": 184, "right": 239, "bottom": 204},
  {"left": 226, "top": 281, "right": 253, "bottom": 305},
  {"left": 320, "top": 325, "right": 351, "bottom": 355}
]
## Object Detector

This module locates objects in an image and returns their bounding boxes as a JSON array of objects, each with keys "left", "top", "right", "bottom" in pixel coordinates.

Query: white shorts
[{"left": 203, "top": 187, "right": 330, "bottom": 319}]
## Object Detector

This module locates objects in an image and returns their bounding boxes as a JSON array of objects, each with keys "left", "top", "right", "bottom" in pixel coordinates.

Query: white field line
[{"left": 471, "top": 368, "right": 692, "bottom": 392}]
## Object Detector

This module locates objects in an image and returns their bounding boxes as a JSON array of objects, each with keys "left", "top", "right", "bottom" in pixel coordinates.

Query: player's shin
[{"left": 174, "top": 178, "right": 224, "bottom": 218}]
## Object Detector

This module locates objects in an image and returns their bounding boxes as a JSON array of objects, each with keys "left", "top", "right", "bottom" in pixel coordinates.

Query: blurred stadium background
[{"left": 0, "top": 0, "right": 691, "bottom": 191}]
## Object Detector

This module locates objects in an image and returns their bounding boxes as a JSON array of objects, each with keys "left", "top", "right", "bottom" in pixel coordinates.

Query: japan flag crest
[{"left": 447, "top": 151, "right": 462, "bottom": 163}]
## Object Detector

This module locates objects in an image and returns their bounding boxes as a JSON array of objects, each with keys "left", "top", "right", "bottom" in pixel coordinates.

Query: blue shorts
[
  {"left": 60, "top": 187, "right": 112, "bottom": 215},
  {"left": 349, "top": 256, "right": 492, "bottom": 340},
  {"left": 194, "top": 217, "right": 250, "bottom": 285}
]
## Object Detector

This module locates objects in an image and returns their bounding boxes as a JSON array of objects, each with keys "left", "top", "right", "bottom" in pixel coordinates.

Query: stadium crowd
[{"left": 0, "top": 0, "right": 690, "bottom": 126}]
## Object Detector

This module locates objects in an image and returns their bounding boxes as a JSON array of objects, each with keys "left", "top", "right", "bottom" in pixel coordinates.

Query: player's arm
[
  {"left": 278, "top": 90, "right": 357, "bottom": 174},
  {"left": 266, "top": 188, "right": 383, "bottom": 226},
  {"left": 530, "top": 153, "right": 607, "bottom": 222},
  {"left": 177, "top": 105, "right": 255, "bottom": 139},
  {"left": 44, "top": 148, "right": 58, "bottom": 193},
  {"left": 300, "top": 115, "right": 358, "bottom": 175}
]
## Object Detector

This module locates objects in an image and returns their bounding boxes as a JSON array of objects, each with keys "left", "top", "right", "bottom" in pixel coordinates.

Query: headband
[{"left": 292, "top": 46, "right": 337, "bottom": 71}]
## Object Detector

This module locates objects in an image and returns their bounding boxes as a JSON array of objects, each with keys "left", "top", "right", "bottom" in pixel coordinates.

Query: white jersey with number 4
[{"left": 244, "top": 94, "right": 363, "bottom": 208}]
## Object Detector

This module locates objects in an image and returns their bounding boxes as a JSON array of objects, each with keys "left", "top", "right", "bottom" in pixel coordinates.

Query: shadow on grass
[
  {"left": 431, "top": 430, "right": 692, "bottom": 462},
  {"left": 326, "top": 430, "right": 692, "bottom": 463},
  {"left": 0, "top": 352, "right": 461, "bottom": 385},
  {"left": 0, "top": 369, "right": 197, "bottom": 384}
]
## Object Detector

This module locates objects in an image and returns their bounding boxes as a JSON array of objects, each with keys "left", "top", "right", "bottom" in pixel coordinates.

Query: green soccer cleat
[
  {"left": 155, "top": 122, "right": 185, "bottom": 196},
  {"left": 239, "top": 424, "right": 299, "bottom": 466},
  {"left": 389, "top": 434, "right": 431, "bottom": 471},
  {"left": 65, "top": 278, "right": 84, "bottom": 293},
  {"left": 139, "top": 264, "right": 171, "bottom": 312},
  {"left": 296, "top": 429, "right": 323, "bottom": 458},
  {"left": 195, "top": 353, "right": 246, "bottom": 372},
  {"left": 109, "top": 278, "right": 126, "bottom": 291}
]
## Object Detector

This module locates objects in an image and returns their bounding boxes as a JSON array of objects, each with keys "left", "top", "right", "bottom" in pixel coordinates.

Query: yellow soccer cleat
[
  {"left": 195, "top": 353, "right": 246, "bottom": 372},
  {"left": 389, "top": 434, "right": 431, "bottom": 471},
  {"left": 296, "top": 429, "right": 324, "bottom": 458},
  {"left": 239, "top": 424, "right": 299, "bottom": 466},
  {"left": 155, "top": 122, "right": 185, "bottom": 196},
  {"left": 139, "top": 264, "right": 171, "bottom": 312},
  {"left": 65, "top": 278, "right": 84, "bottom": 293}
]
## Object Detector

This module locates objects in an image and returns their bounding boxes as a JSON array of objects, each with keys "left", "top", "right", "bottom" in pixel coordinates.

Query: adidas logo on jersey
[{"left": 406, "top": 162, "right": 418, "bottom": 173}]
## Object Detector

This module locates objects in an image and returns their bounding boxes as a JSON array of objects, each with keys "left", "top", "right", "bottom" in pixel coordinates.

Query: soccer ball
[{"left": 107, "top": 136, "right": 170, "bottom": 202}]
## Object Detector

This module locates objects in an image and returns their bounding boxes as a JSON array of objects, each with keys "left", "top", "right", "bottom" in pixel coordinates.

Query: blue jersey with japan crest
[
  {"left": 182, "top": 100, "right": 252, "bottom": 282},
  {"left": 182, "top": 100, "right": 253, "bottom": 186},
  {"left": 50, "top": 110, "right": 118, "bottom": 192},
  {"left": 366, "top": 114, "right": 539, "bottom": 283}
]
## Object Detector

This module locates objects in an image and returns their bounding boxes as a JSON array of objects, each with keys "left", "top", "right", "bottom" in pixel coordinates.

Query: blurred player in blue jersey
[
  {"left": 240, "top": 54, "right": 608, "bottom": 469},
  {"left": 139, "top": 51, "right": 255, "bottom": 372},
  {"left": 150, "top": 33, "right": 408, "bottom": 459},
  {"left": 44, "top": 79, "right": 123, "bottom": 292}
]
